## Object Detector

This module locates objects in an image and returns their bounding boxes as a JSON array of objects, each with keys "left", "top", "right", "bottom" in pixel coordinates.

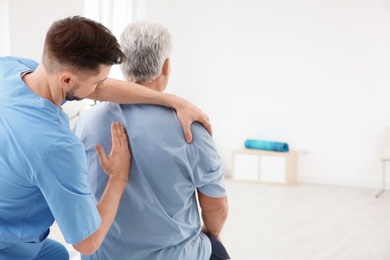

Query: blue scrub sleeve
[
  {"left": 187, "top": 123, "right": 227, "bottom": 198},
  {"left": 34, "top": 143, "right": 102, "bottom": 244}
]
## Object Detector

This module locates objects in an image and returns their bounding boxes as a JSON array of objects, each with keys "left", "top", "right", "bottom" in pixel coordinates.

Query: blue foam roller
[{"left": 244, "top": 139, "right": 289, "bottom": 152}]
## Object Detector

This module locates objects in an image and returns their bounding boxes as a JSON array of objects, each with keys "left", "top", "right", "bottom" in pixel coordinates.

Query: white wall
[
  {"left": 8, "top": 0, "right": 84, "bottom": 61},
  {"left": 142, "top": 0, "right": 390, "bottom": 188},
  {"left": 4, "top": 0, "right": 390, "bottom": 189},
  {"left": 0, "top": 0, "right": 10, "bottom": 56},
  {"left": 6, "top": 0, "right": 87, "bottom": 125}
]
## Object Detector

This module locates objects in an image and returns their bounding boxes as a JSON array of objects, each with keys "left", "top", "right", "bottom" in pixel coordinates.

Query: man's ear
[
  {"left": 58, "top": 71, "right": 74, "bottom": 91},
  {"left": 162, "top": 58, "right": 170, "bottom": 76}
]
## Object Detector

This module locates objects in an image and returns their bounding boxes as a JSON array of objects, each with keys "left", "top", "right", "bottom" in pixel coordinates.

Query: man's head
[
  {"left": 42, "top": 15, "right": 126, "bottom": 101},
  {"left": 120, "top": 21, "right": 172, "bottom": 91}
]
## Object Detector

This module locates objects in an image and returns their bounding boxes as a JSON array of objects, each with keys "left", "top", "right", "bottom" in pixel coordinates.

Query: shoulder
[
  {"left": 125, "top": 104, "right": 181, "bottom": 132},
  {"left": 0, "top": 56, "right": 38, "bottom": 75},
  {"left": 113, "top": 104, "right": 179, "bottom": 130},
  {"left": 189, "top": 122, "right": 215, "bottom": 148},
  {"left": 74, "top": 102, "right": 122, "bottom": 145},
  {"left": 75, "top": 102, "right": 121, "bottom": 132},
  {"left": 43, "top": 122, "right": 83, "bottom": 155},
  {"left": 122, "top": 103, "right": 176, "bottom": 118}
]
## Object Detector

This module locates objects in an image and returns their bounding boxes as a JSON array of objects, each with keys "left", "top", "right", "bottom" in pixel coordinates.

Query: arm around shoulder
[{"left": 88, "top": 78, "right": 212, "bottom": 143}]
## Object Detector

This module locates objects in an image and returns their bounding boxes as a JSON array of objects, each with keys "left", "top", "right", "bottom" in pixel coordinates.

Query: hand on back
[{"left": 95, "top": 122, "right": 131, "bottom": 183}]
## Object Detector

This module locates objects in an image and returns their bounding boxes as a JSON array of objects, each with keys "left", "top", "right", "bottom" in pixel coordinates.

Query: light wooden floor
[
  {"left": 50, "top": 179, "right": 390, "bottom": 260},
  {"left": 222, "top": 179, "right": 390, "bottom": 260}
]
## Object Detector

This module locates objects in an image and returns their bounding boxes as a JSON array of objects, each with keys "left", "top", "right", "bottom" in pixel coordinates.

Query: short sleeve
[
  {"left": 186, "top": 123, "right": 227, "bottom": 198},
  {"left": 34, "top": 143, "right": 102, "bottom": 244}
]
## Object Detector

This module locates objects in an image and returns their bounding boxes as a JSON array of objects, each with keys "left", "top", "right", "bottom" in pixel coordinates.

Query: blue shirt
[
  {"left": 74, "top": 102, "right": 227, "bottom": 260},
  {"left": 0, "top": 56, "right": 101, "bottom": 257}
]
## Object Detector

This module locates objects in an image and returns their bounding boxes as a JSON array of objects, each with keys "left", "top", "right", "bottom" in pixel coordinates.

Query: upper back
[{"left": 74, "top": 102, "right": 222, "bottom": 259}]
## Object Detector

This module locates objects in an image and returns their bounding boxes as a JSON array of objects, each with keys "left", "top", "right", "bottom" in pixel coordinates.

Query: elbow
[
  {"left": 222, "top": 206, "right": 228, "bottom": 221},
  {"left": 215, "top": 203, "right": 228, "bottom": 224}
]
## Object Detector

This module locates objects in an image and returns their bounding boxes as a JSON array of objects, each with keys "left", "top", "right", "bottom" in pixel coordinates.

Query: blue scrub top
[
  {"left": 74, "top": 102, "right": 227, "bottom": 260},
  {"left": 0, "top": 56, "right": 101, "bottom": 255}
]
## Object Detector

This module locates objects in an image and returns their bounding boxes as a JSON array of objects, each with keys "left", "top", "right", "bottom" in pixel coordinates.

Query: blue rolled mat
[{"left": 244, "top": 139, "right": 289, "bottom": 152}]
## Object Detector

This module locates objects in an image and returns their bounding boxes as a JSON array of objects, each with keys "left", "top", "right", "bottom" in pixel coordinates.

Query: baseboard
[
  {"left": 224, "top": 167, "right": 389, "bottom": 190},
  {"left": 297, "top": 174, "right": 388, "bottom": 190}
]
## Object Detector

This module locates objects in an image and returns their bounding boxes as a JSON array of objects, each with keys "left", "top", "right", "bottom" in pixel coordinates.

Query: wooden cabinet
[{"left": 232, "top": 149, "right": 297, "bottom": 185}]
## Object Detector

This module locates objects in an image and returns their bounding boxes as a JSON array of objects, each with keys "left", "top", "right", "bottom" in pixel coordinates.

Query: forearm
[
  {"left": 88, "top": 78, "right": 177, "bottom": 108},
  {"left": 199, "top": 193, "right": 228, "bottom": 238},
  {"left": 202, "top": 205, "right": 228, "bottom": 237},
  {"left": 73, "top": 176, "right": 127, "bottom": 255},
  {"left": 89, "top": 78, "right": 213, "bottom": 143}
]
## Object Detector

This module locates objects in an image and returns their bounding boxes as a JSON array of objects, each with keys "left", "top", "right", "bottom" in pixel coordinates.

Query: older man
[{"left": 74, "top": 21, "right": 230, "bottom": 260}]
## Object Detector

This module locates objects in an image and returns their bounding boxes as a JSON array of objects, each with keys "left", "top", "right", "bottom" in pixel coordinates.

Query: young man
[
  {"left": 74, "top": 21, "right": 230, "bottom": 260},
  {"left": 0, "top": 16, "right": 211, "bottom": 259}
]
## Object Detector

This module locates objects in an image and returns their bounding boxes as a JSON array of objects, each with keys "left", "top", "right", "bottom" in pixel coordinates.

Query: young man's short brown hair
[{"left": 43, "top": 15, "right": 126, "bottom": 75}]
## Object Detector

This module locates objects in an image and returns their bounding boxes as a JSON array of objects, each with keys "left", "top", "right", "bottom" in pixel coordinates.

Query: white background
[{"left": 2, "top": 0, "right": 390, "bottom": 189}]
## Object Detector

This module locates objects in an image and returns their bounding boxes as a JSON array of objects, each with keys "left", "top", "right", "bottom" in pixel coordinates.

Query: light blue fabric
[
  {"left": 74, "top": 102, "right": 227, "bottom": 260},
  {"left": 0, "top": 56, "right": 102, "bottom": 257},
  {"left": 245, "top": 139, "right": 289, "bottom": 152},
  {"left": 0, "top": 238, "right": 69, "bottom": 260}
]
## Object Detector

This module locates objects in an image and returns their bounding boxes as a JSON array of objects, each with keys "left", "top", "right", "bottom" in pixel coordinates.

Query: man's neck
[
  {"left": 139, "top": 75, "right": 166, "bottom": 92},
  {"left": 22, "top": 64, "right": 62, "bottom": 107}
]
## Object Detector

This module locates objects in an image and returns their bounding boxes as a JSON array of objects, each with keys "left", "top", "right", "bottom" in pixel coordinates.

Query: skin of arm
[
  {"left": 86, "top": 78, "right": 212, "bottom": 143},
  {"left": 197, "top": 190, "right": 228, "bottom": 241},
  {"left": 72, "top": 122, "right": 130, "bottom": 255}
]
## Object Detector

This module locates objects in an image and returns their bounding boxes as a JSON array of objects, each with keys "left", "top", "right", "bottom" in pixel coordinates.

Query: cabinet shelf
[{"left": 232, "top": 148, "right": 297, "bottom": 185}]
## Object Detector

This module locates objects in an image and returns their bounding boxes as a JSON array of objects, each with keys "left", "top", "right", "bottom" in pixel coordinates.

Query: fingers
[
  {"left": 119, "top": 123, "right": 129, "bottom": 148},
  {"left": 113, "top": 122, "right": 123, "bottom": 147},
  {"left": 95, "top": 144, "right": 107, "bottom": 166},
  {"left": 111, "top": 122, "right": 119, "bottom": 148},
  {"left": 184, "top": 123, "right": 193, "bottom": 143},
  {"left": 95, "top": 122, "right": 130, "bottom": 177},
  {"left": 182, "top": 114, "right": 212, "bottom": 143},
  {"left": 199, "top": 110, "right": 212, "bottom": 137},
  {"left": 202, "top": 118, "right": 213, "bottom": 137},
  {"left": 111, "top": 122, "right": 128, "bottom": 148}
]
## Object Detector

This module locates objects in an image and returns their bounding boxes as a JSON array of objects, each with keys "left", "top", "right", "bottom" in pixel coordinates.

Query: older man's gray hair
[{"left": 120, "top": 21, "right": 172, "bottom": 83}]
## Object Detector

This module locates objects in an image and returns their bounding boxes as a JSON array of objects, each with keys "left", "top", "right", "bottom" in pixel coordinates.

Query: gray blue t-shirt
[{"left": 74, "top": 102, "right": 227, "bottom": 260}]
